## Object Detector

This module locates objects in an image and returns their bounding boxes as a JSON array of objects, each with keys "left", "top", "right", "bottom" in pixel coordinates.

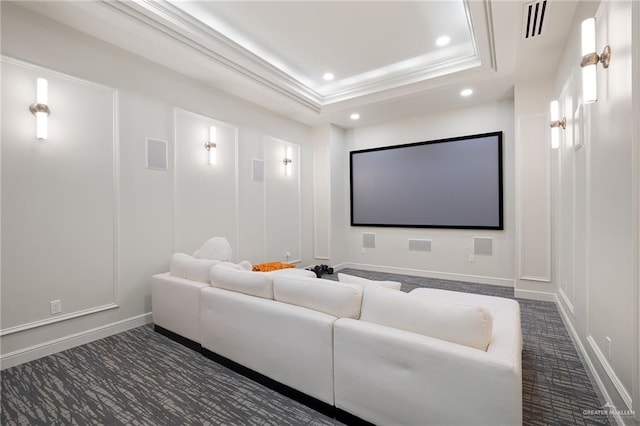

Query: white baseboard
[
  {"left": 558, "top": 287, "right": 575, "bottom": 315},
  {"left": 514, "top": 288, "right": 556, "bottom": 302},
  {"left": 586, "top": 335, "right": 634, "bottom": 416},
  {"left": 0, "top": 312, "right": 153, "bottom": 370},
  {"left": 338, "top": 262, "right": 515, "bottom": 287},
  {"left": 555, "top": 296, "right": 631, "bottom": 426}
]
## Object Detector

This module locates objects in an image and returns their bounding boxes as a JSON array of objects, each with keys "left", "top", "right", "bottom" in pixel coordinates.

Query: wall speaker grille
[
  {"left": 252, "top": 159, "right": 264, "bottom": 182},
  {"left": 362, "top": 233, "right": 376, "bottom": 249},
  {"left": 409, "top": 239, "right": 432, "bottom": 252},
  {"left": 146, "top": 138, "right": 168, "bottom": 170},
  {"left": 473, "top": 237, "right": 493, "bottom": 255}
]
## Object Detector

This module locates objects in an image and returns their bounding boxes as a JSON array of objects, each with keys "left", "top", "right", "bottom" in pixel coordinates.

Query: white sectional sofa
[
  {"left": 151, "top": 256, "right": 523, "bottom": 425},
  {"left": 334, "top": 287, "right": 522, "bottom": 425}
]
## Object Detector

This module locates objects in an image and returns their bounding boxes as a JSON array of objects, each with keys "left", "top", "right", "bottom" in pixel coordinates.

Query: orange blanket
[{"left": 252, "top": 262, "right": 296, "bottom": 272}]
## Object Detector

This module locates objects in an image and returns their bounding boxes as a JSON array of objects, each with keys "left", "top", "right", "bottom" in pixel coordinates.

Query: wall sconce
[
  {"left": 580, "top": 17, "right": 611, "bottom": 103},
  {"left": 549, "top": 100, "right": 566, "bottom": 149},
  {"left": 283, "top": 146, "right": 292, "bottom": 176},
  {"left": 29, "top": 78, "right": 50, "bottom": 140},
  {"left": 204, "top": 126, "right": 217, "bottom": 165}
]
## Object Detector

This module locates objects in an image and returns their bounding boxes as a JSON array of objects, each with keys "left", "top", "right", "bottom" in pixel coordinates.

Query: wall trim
[
  {"left": 0, "top": 303, "right": 120, "bottom": 337},
  {"left": 1, "top": 56, "right": 121, "bottom": 335},
  {"left": 586, "top": 335, "right": 633, "bottom": 413},
  {"left": 558, "top": 287, "right": 575, "bottom": 316},
  {"left": 339, "top": 262, "right": 515, "bottom": 288},
  {"left": 312, "top": 143, "right": 330, "bottom": 260},
  {"left": 519, "top": 275, "right": 551, "bottom": 283},
  {"left": 172, "top": 108, "right": 240, "bottom": 258},
  {"left": 516, "top": 113, "right": 552, "bottom": 283},
  {"left": 555, "top": 295, "right": 627, "bottom": 426},
  {"left": 513, "top": 289, "right": 556, "bottom": 302},
  {"left": 0, "top": 312, "right": 152, "bottom": 370},
  {"left": 263, "top": 137, "right": 302, "bottom": 264}
]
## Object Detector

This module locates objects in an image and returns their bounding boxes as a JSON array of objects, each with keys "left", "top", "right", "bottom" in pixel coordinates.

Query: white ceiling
[{"left": 16, "top": 0, "right": 579, "bottom": 128}]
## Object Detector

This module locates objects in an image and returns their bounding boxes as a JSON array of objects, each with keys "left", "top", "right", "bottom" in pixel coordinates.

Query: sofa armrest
[
  {"left": 334, "top": 318, "right": 522, "bottom": 426},
  {"left": 151, "top": 273, "right": 209, "bottom": 343}
]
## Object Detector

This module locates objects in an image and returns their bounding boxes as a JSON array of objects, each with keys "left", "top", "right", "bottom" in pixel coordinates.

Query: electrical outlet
[
  {"left": 50, "top": 299, "right": 62, "bottom": 315},
  {"left": 469, "top": 254, "right": 475, "bottom": 263},
  {"left": 284, "top": 251, "right": 291, "bottom": 260},
  {"left": 605, "top": 337, "right": 612, "bottom": 361},
  {"left": 562, "top": 281, "right": 568, "bottom": 290}
]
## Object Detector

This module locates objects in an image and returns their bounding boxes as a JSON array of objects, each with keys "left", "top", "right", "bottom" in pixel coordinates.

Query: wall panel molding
[
  {"left": 516, "top": 114, "right": 551, "bottom": 283},
  {"left": 313, "top": 143, "right": 330, "bottom": 260},
  {"left": 173, "top": 108, "right": 239, "bottom": 258},
  {"left": 586, "top": 335, "right": 633, "bottom": 412},
  {"left": 263, "top": 137, "right": 302, "bottom": 263},
  {"left": 1, "top": 56, "right": 119, "bottom": 333},
  {"left": 0, "top": 313, "right": 152, "bottom": 370}
]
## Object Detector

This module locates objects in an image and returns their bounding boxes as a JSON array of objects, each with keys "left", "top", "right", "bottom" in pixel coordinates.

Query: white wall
[
  {"left": 550, "top": 0, "right": 639, "bottom": 422},
  {"left": 339, "top": 100, "right": 515, "bottom": 286},
  {"left": 0, "top": 3, "right": 313, "bottom": 366}
]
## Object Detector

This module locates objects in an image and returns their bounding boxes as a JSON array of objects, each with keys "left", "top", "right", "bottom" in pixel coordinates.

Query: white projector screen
[{"left": 350, "top": 131, "right": 503, "bottom": 229}]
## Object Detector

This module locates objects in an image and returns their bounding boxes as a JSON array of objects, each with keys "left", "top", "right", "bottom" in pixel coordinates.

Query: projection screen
[{"left": 350, "top": 131, "right": 503, "bottom": 229}]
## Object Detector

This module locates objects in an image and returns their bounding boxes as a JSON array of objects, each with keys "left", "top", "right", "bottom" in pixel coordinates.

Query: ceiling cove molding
[
  {"left": 468, "top": 0, "right": 498, "bottom": 72},
  {"left": 322, "top": 54, "right": 483, "bottom": 105},
  {"left": 102, "top": 0, "right": 324, "bottom": 112},
  {"left": 99, "top": 0, "right": 497, "bottom": 113}
]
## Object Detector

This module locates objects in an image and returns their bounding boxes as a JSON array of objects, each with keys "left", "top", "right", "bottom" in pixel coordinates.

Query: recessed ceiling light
[
  {"left": 436, "top": 35, "right": 451, "bottom": 47},
  {"left": 323, "top": 72, "right": 335, "bottom": 81},
  {"left": 460, "top": 88, "right": 473, "bottom": 97},
  {"left": 350, "top": 113, "right": 360, "bottom": 120}
]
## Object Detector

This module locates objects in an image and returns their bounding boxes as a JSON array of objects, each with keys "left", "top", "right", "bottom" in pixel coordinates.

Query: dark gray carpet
[{"left": 1, "top": 268, "right": 611, "bottom": 425}]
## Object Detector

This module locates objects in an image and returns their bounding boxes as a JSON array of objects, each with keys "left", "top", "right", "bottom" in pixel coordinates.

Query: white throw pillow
[
  {"left": 338, "top": 273, "right": 402, "bottom": 291},
  {"left": 210, "top": 263, "right": 273, "bottom": 299},
  {"left": 169, "top": 253, "right": 221, "bottom": 283},
  {"left": 237, "top": 260, "right": 253, "bottom": 271},
  {"left": 193, "top": 237, "right": 232, "bottom": 261},
  {"left": 273, "top": 276, "right": 363, "bottom": 319},
  {"left": 360, "top": 286, "right": 493, "bottom": 351}
]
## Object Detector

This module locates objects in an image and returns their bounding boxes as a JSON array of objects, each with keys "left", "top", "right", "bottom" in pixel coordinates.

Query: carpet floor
[{"left": 1, "top": 268, "right": 610, "bottom": 425}]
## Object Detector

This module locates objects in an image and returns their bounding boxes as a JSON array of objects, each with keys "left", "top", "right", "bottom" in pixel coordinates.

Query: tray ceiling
[{"left": 12, "top": 0, "right": 578, "bottom": 127}]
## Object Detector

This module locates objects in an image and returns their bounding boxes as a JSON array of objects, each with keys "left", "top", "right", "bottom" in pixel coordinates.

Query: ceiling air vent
[{"left": 522, "top": 0, "right": 547, "bottom": 39}]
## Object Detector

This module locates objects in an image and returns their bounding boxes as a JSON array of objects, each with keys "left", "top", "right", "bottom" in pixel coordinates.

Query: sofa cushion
[
  {"left": 267, "top": 268, "right": 317, "bottom": 279},
  {"left": 193, "top": 237, "right": 233, "bottom": 261},
  {"left": 210, "top": 263, "right": 273, "bottom": 299},
  {"left": 169, "top": 253, "right": 221, "bottom": 283},
  {"left": 273, "top": 276, "right": 363, "bottom": 319},
  {"left": 338, "top": 273, "right": 401, "bottom": 290},
  {"left": 359, "top": 286, "right": 493, "bottom": 351}
]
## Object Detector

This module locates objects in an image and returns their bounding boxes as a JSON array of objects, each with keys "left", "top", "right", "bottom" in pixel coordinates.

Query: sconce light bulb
[
  {"left": 582, "top": 65, "right": 597, "bottom": 104},
  {"left": 207, "top": 126, "right": 217, "bottom": 165},
  {"left": 209, "top": 146, "right": 216, "bottom": 165},
  {"left": 36, "top": 78, "right": 48, "bottom": 104},
  {"left": 581, "top": 18, "right": 596, "bottom": 56},
  {"left": 551, "top": 128, "right": 560, "bottom": 149},
  {"left": 581, "top": 18, "right": 598, "bottom": 103},
  {"left": 36, "top": 112, "right": 48, "bottom": 140},
  {"left": 284, "top": 146, "right": 293, "bottom": 176},
  {"left": 550, "top": 100, "right": 559, "bottom": 121}
]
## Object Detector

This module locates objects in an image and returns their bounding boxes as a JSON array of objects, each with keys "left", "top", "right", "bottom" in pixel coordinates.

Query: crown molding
[{"left": 98, "top": 0, "right": 496, "bottom": 113}]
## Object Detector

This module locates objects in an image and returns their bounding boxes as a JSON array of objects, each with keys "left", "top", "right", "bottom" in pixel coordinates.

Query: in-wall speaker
[
  {"left": 252, "top": 159, "right": 264, "bottom": 182},
  {"left": 362, "top": 233, "right": 376, "bottom": 249},
  {"left": 473, "top": 237, "right": 493, "bottom": 255},
  {"left": 409, "top": 239, "right": 432, "bottom": 252},
  {"left": 146, "top": 138, "right": 168, "bottom": 170}
]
